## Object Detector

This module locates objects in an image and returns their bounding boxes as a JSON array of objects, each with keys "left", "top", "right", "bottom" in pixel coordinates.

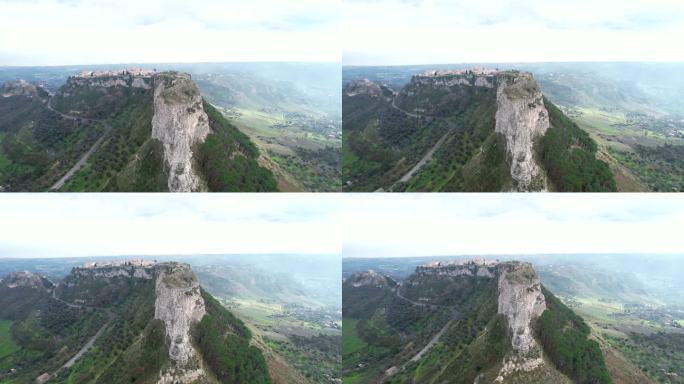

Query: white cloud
[
  {"left": 0, "top": 194, "right": 341, "bottom": 258},
  {"left": 342, "top": 194, "right": 684, "bottom": 257},
  {"left": 343, "top": 0, "right": 684, "bottom": 65},
  {"left": 0, "top": 0, "right": 340, "bottom": 65}
]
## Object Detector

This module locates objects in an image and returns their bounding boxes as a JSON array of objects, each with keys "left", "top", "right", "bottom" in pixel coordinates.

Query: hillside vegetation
[
  {"left": 196, "top": 289, "right": 271, "bottom": 384},
  {"left": 343, "top": 74, "right": 617, "bottom": 192},
  {"left": 538, "top": 286, "right": 613, "bottom": 384},
  {"left": 0, "top": 94, "right": 104, "bottom": 191},
  {"left": 196, "top": 102, "right": 278, "bottom": 192},
  {"left": 537, "top": 99, "right": 617, "bottom": 191},
  {"left": 1, "top": 73, "right": 279, "bottom": 192}
]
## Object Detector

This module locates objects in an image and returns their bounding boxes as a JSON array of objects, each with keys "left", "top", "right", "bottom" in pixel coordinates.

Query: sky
[
  {"left": 0, "top": 194, "right": 341, "bottom": 258},
  {"left": 342, "top": 194, "right": 684, "bottom": 258},
  {"left": 343, "top": 0, "right": 684, "bottom": 65},
  {"left": 0, "top": 0, "right": 339, "bottom": 66}
]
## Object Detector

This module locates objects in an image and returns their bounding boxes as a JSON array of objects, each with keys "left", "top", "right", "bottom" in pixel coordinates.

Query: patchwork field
[{"left": 565, "top": 106, "right": 684, "bottom": 191}]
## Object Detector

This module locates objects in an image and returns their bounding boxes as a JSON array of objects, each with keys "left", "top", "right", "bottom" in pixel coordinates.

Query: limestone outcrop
[
  {"left": 1, "top": 80, "right": 40, "bottom": 98},
  {"left": 495, "top": 72, "right": 550, "bottom": 191},
  {"left": 347, "top": 270, "right": 391, "bottom": 288},
  {"left": 344, "top": 79, "right": 384, "bottom": 97},
  {"left": 0, "top": 271, "right": 48, "bottom": 289},
  {"left": 65, "top": 74, "right": 153, "bottom": 90},
  {"left": 151, "top": 73, "right": 210, "bottom": 192},
  {"left": 496, "top": 261, "right": 547, "bottom": 377},
  {"left": 154, "top": 263, "right": 206, "bottom": 383}
]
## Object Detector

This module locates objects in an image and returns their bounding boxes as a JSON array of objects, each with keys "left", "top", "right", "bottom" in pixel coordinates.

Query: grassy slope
[
  {"left": 566, "top": 105, "right": 684, "bottom": 192},
  {"left": 342, "top": 318, "right": 366, "bottom": 356},
  {"left": 0, "top": 320, "right": 20, "bottom": 359}
]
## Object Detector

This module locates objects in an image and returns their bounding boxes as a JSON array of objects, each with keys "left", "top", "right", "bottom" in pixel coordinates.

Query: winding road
[
  {"left": 388, "top": 127, "right": 452, "bottom": 191},
  {"left": 46, "top": 95, "right": 112, "bottom": 191},
  {"left": 379, "top": 96, "right": 456, "bottom": 192},
  {"left": 61, "top": 313, "right": 114, "bottom": 370},
  {"left": 383, "top": 286, "right": 458, "bottom": 381},
  {"left": 395, "top": 285, "right": 430, "bottom": 307},
  {"left": 391, "top": 97, "right": 421, "bottom": 118},
  {"left": 45, "top": 287, "right": 114, "bottom": 378}
]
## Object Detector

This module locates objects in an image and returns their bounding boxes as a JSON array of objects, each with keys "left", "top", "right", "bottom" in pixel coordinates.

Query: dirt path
[{"left": 46, "top": 96, "right": 112, "bottom": 191}]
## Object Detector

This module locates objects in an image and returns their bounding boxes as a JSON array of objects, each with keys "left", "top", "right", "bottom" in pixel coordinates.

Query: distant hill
[
  {"left": 0, "top": 261, "right": 271, "bottom": 383},
  {"left": 0, "top": 69, "right": 277, "bottom": 192},
  {"left": 342, "top": 69, "right": 616, "bottom": 192}
]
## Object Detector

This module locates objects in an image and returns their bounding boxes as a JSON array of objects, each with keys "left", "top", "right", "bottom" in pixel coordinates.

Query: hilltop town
[
  {"left": 422, "top": 258, "right": 499, "bottom": 268},
  {"left": 417, "top": 67, "right": 499, "bottom": 78},
  {"left": 80, "top": 259, "right": 156, "bottom": 269},
  {"left": 76, "top": 68, "right": 157, "bottom": 78}
]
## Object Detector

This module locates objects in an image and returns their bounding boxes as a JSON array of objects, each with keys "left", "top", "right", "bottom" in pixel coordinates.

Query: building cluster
[
  {"left": 81, "top": 259, "right": 156, "bottom": 268},
  {"left": 424, "top": 258, "right": 498, "bottom": 268},
  {"left": 77, "top": 68, "right": 157, "bottom": 78},
  {"left": 419, "top": 67, "right": 498, "bottom": 77}
]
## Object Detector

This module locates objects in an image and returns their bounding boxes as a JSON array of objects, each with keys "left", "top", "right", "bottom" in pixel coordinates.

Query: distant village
[
  {"left": 418, "top": 67, "right": 499, "bottom": 77},
  {"left": 80, "top": 259, "right": 156, "bottom": 269},
  {"left": 76, "top": 68, "right": 157, "bottom": 78},
  {"left": 423, "top": 258, "right": 498, "bottom": 268}
]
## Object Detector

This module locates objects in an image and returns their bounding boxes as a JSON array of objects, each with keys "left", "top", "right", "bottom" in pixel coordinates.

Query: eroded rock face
[
  {"left": 347, "top": 270, "right": 391, "bottom": 288},
  {"left": 151, "top": 73, "right": 210, "bottom": 192},
  {"left": 71, "top": 266, "right": 154, "bottom": 280},
  {"left": 1, "top": 271, "right": 48, "bottom": 289},
  {"left": 495, "top": 73, "right": 550, "bottom": 191},
  {"left": 66, "top": 74, "right": 152, "bottom": 89},
  {"left": 497, "top": 262, "right": 547, "bottom": 376},
  {"left": 1, "top": 80, "right": 40, "bottom": 98},
  {"left": 154, "top": 263, "right": 206, "bottom": 383},
  {"left": 344, "top": 79, "right": 383, "bottom": 97}
]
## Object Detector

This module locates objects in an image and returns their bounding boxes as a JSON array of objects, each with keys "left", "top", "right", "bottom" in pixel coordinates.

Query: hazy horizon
[
  {"left": 343, "top": 0, "right": 684, "bottom": 65},
  {"left": 0, "top": 0, "right": 339, "bottom": 66},
  {"left": 342, "top": 194, "right": 684, "bottom": 258},
  {"left": 342, "top": 60, "right": 684, "bottom": 68},
  {"left": 0, "top": 194, "right": 342, "bottom": 258}
]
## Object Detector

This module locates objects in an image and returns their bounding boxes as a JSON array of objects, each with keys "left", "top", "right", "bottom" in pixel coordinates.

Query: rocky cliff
[
  {"left": 343, "top": 79, "right": 384, "bottom": 97},
  {"left": 495, "top": 73, "right": 550, "bottom": 191},
  {"left": 1, "top": 79, "right": 42, "bottom": 98},
  {"left": 346, "top": 270, "right": 392, "bottom": 288},
  {"left": 151, "top": 73, "right": 210, "bottom": 192},
  {"left": 376, "top": 70, "right": 554, "bottom": 191},
  {"left": 0, "top": 271, "right": 51, "bottom": 289},
  {"left": 154, "top": 263, "right": 207, "bottom": 383},
  {"left": 496, "top": 261, "right": 547, "bottom": 378}
]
